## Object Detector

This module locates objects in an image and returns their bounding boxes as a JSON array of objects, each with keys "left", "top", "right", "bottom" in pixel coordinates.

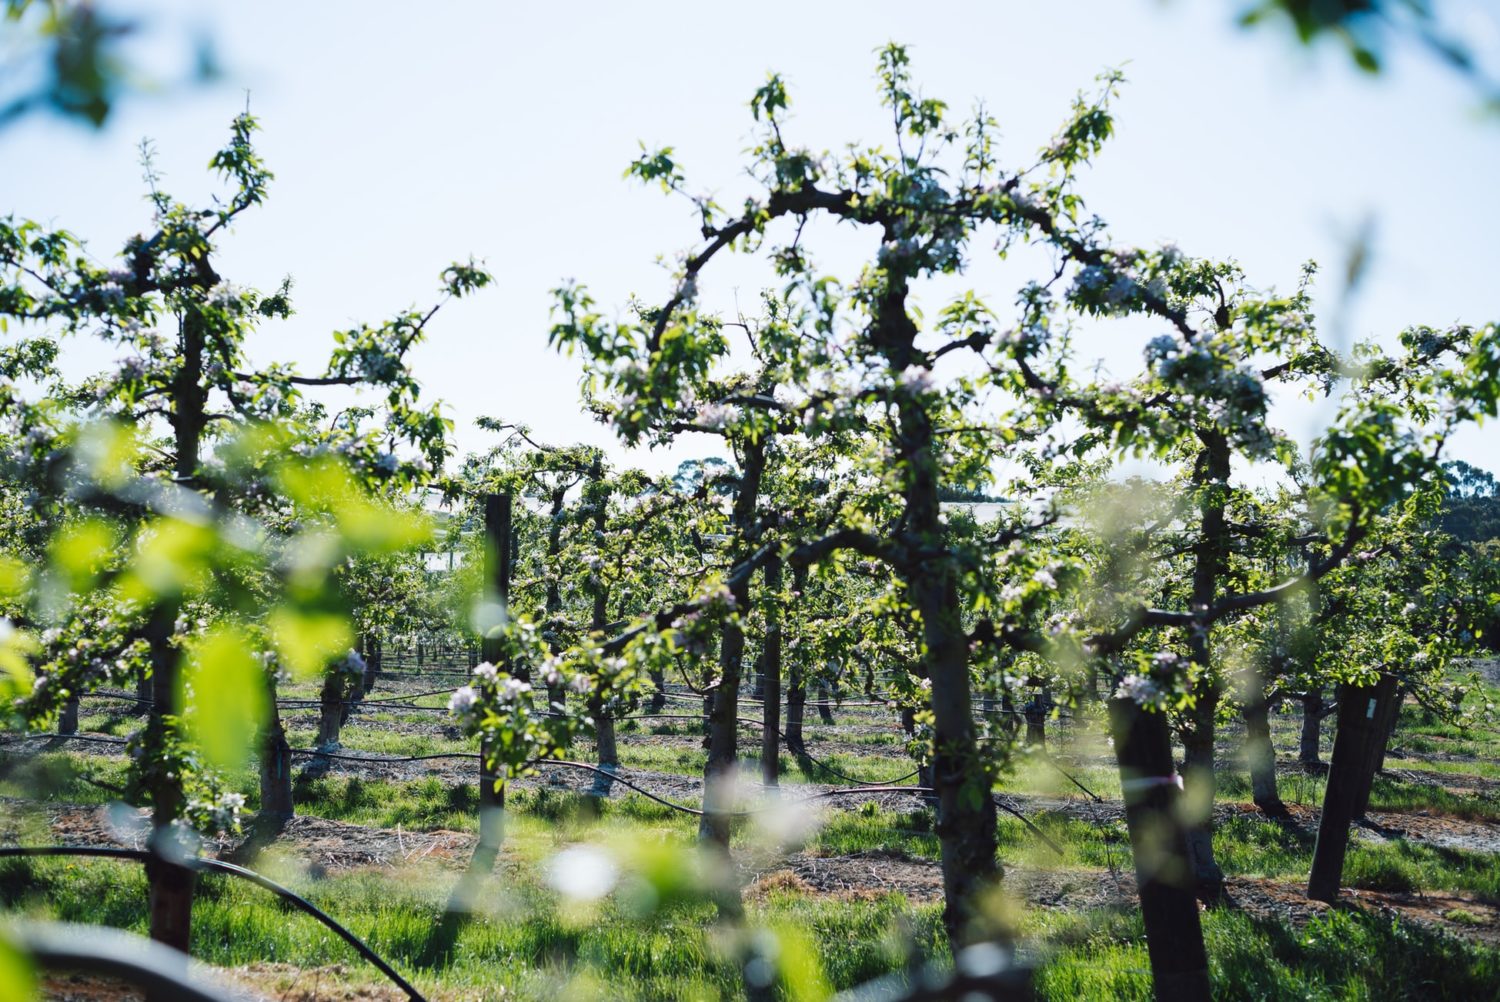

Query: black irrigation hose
[
  {"left": 1038, "top": 755, "right": 1104, "bottom": 803},
  {"left": 614, "top": 712, "right": 924, "bottom": 787},
  {"left": 83, "top": 688, "right": 464, "bottom": 710},
  {"left": 81, "top": 691, "right": 152, "bottom": 706},
  {"left": 518, "top": 760, "right": 1065, "bottom": 859},
  {"left": 1, "top": 733, "right": 128, "bottom": 748},
  {"left": 15, "top": 920, "right": 232, "bottom": 1002},
  {"left": 991, "top": 796, "right": 1066, "bottom": 857},
  {"left": 0, "top": 845, "right": 426, "bottom": 1002},
  {"left": 5, "top": 734, "right": 1058, "bottom": 852},
  {"left": 288, "top": 748, "right": 481, "bottom": 764},
  {"left": 278, "top": 687, "right": 464, "bottom": 708}
]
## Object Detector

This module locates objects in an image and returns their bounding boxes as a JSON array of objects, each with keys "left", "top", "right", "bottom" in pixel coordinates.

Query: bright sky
[{"left": 4, "top": 0, "right": 1498, "bottom": 479}]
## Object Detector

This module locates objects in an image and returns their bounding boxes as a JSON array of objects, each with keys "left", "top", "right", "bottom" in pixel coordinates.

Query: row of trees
[
  {"left": 1, "top": 41, "right": 1496, "bottom": 1002},
  {"left": 451, "top": 44, "right": 1498, "bottom": 995}
]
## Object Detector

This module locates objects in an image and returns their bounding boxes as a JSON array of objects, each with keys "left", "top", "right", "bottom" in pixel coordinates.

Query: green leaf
[
  {"left": 0, "top": 929, "right": 36, "bottom": 1002},
  {"left": 180, "top": 624, "right": 267, "bottom": 774},
  {"left": 270, "top": 608, "right": 352, "bottom": 679}
]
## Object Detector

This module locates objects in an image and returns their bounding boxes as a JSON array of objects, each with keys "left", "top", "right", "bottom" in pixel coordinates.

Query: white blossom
[
  {"left": 898, "top": 366, "right": 936, "bottom": 394},
  {"left": 695, "top": 400, "right": 733, "bottom": 429},
  {"left": 1115, "top": 674, "right": 1161, "bottom": 707},
  {"left": 1073, "top": 265, "right": 1108, "bottom": 292},
  {"left": 473, "top": 661, "right": 499, "bottom": 683},
  {"left": 448, "top": 685, "right": 478, "bottom": 717},
  {"left": 498, "top": 677, "right": 532, "bottom": 703}
]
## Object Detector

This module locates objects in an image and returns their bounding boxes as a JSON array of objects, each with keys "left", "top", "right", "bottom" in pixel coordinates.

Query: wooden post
[
  {"left": 761, "top": 555, "right": 782, "bottom": 790},
  {"left": 1307, "top": 675, "right": 1393, "bottom": 902},
  {"left": 477, "top": 492, "right": 512, "bottom": 869},
  {"left": 1107, "top": 697, "right": 1211, "bottom": 1002}
]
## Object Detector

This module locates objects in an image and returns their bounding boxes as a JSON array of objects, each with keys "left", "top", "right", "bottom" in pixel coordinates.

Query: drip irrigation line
[
  {"left": 657, "top": 690, "right": 1076, "bottom": 719},
  {"left": 277, "top": 689, "right": 462, "bottom": 711},
  {"left": 78, "top": 688, "right": 463, "bottom": 711},
  {"left": 356, "top": 669, "right": 474, "bottom": 678},
  {"left": 613, "top": 712, "right": 923, "bottom": 787},
  {"left": 288, "top": 748, "right": 482, "bottom": 764},
  {"left": 4, "top": 731, "right": 1057, "bottom": 854},
  {"left": 992, "top": 795, "right": 1066, "bottom": 857},
  {"left": 0, "top": 845, "right": 426, "bottom": 1002},
  {"left": 279, "top": 703, "right": 449, "bottom": 714},
  {"left": 80, "top": 691, "right": 152, "bottom": 705},
  {"left": 1, "top": 733, "right": 128, "bottom": 748},
  {"left": 14, "top": 920, "right": 233, "bottom": 1002},
  {"left": 1038, "top": 755, "right": 1103, "bottom": 803}
]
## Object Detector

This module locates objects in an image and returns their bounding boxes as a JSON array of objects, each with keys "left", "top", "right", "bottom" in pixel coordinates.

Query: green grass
[
  {"left": 0, "top": 848, "right": 944, "bottom": 1000},
  {"left": 1033, "top": 906, "right": 1500, "bottom": 1001},
  {"left": 5, "top": 675, "right": 1498, "bottom": 999}
]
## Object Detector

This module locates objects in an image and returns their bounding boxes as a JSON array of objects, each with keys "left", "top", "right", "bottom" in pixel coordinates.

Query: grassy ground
[{"left": 2, "top": 674, "right": 1497, "bottom": 1000}]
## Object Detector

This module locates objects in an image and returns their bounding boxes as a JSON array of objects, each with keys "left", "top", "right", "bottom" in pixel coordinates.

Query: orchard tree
[
  {"left": 0, "top": 111, "right": 489, "bottom": 947},
  {"left": 546, "top": 45, "right": 1210, "bottom": 942}
]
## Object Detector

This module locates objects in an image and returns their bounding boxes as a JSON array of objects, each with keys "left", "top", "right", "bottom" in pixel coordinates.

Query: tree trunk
[
  {"left": 1179, "top": 436, "right": 1231, "bottom": 896},
  {"left": 543, "top": 486, "right": 568, "bottom": 710},
  {"left": 1243, "top": 679, "right": 1286, "bottom": 817},
  {"left": 316, "top": 669, "right": 349, "bottom": 747},
  {"left": 816, "top": 679, "right": 835, "bottom": 725},
  {"left": 1299, "top": 690, "right": 1324, "bottom": 768},
  {"left": 582, "top": 461, "right": 618, "bottom": 801},
  {"left": 1308, "top": 676, "right": 1394, "bottom": 902},
  {"left": 1024, "top": 687, "right": 1047, "bottom": 748},
  {"left": 1108, "top": 697, "right": 1211, "bottom": 1002},
  {"left": 360, "top": 634, "right": 381, "bottom": 697},
  {"left": 761, "top": 555, "right": 782, "bottom": 790},
  {"left": 259, "top": 690, "right": 294, "bottom": 822},
  {"left": 1179, "top": 690, "right": 1224, "bottom": 894},
  {"left": 899, "top": 407, "right": 997, "bottom": 943},
  {"left": 648, "top": 667, "right": 667, "bottom": 712},
  {"left": 58, "top": 694, "right": 79, "bottom": 736},
  {"left": 784, "top": 564, "right": 808, "bottom": 757},
  {"left": 1353, "top": 683, "right": 1403, "bottom": 818},
  {"left": 785, "top": 675, "right": 806, "bottom": 755},
  {"left": 699, "top": 440, "right": 765, "bottom": 859},
  {"left": 1000, "top": 688, "right": 1019, "bottom": 739},
  {"left": 913, "top": 560, "right": 997, "bottom": 945},
  {"left": 144, "top": 605, "right": 193, "bottom": 952},
  {"left": 133, "top": 662, "right": 152, "bottom": 715}
]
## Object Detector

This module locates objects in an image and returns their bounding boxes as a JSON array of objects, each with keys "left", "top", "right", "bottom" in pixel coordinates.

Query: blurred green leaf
[
  {"left": 179, "top": 624, "right": 267, "bottom": 774},
  {"left": 269, "top": 607, "right": 351, "bottom": 679},
  {"left": 0, "top": 928, "right": 37, "bottom": 1002}
]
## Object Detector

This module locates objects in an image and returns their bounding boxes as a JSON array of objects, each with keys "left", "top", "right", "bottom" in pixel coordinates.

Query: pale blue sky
[{"left": 4, "top": 1, "right": 1498, "bottom": 476}]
